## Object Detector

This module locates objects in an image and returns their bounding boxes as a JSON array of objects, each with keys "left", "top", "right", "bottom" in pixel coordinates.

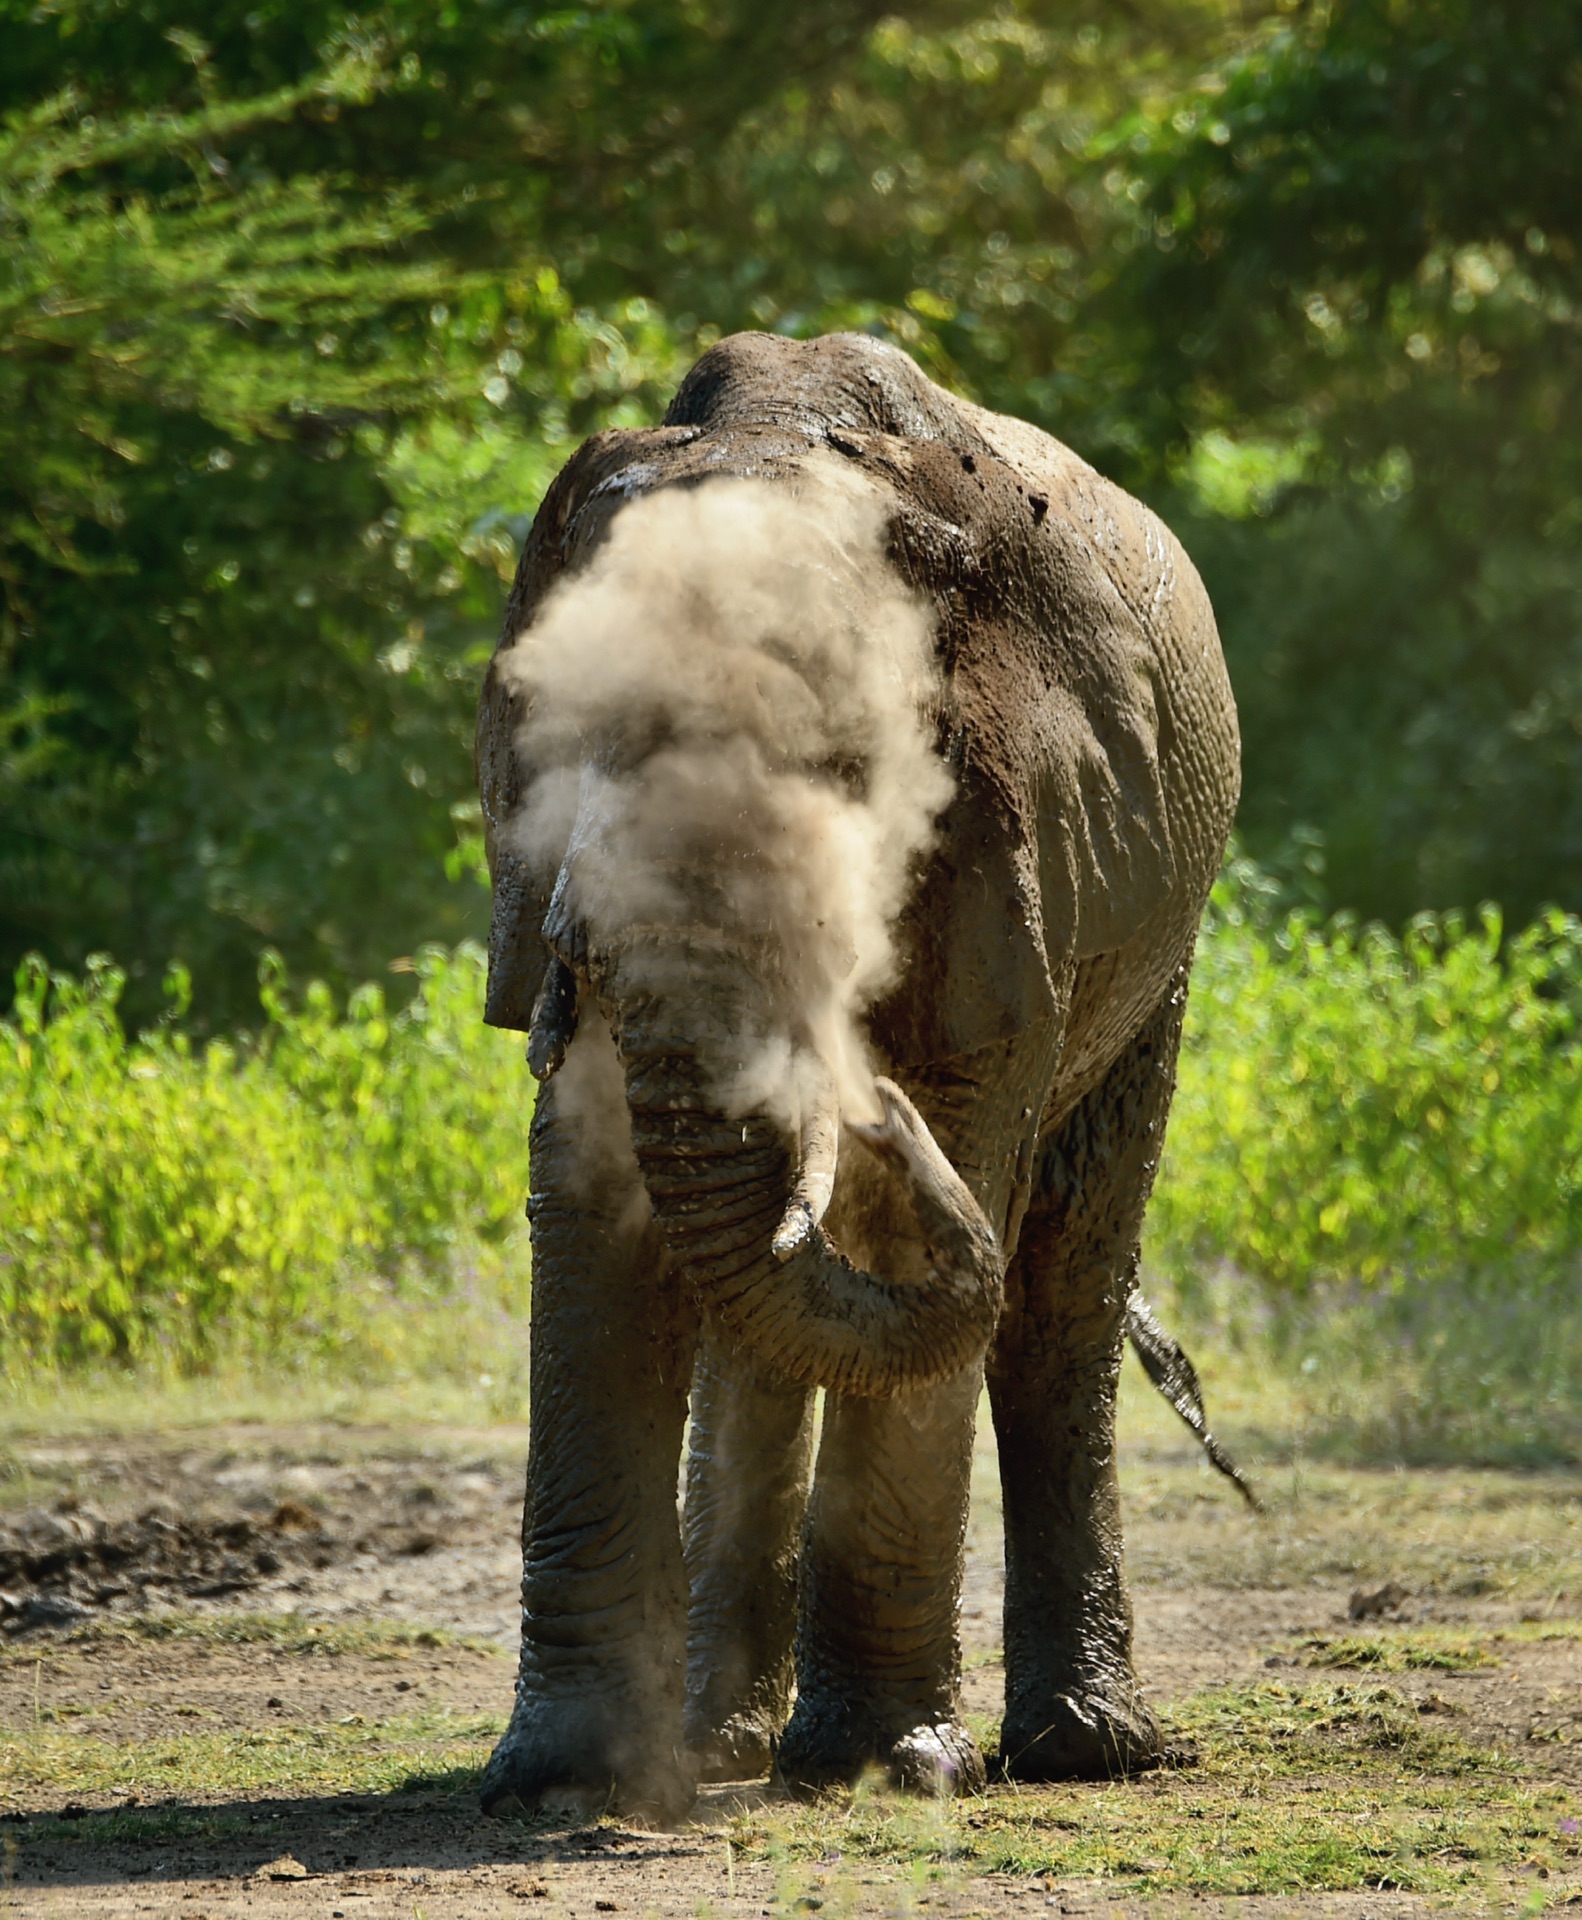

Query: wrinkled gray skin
[{"left": 475, "top": 332, "right": 1239, "bottom": 1819}]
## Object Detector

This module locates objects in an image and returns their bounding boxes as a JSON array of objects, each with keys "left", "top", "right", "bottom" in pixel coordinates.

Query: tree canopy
[{"left": 3, "top": 0, "right": 1579, "bottom": 1019}]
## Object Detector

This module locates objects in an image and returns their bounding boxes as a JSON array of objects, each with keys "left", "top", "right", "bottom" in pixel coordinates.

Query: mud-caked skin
[
  {"left": 476, "top": 332, "right": 1240, "bottom": 1815},
  {"left": 479, "top": 1023, "right": 700, "bottom": 1824},
  {"left": 682, "top": 1332, "right": 812, "bottom": 1784},
  {"left": 991, "top": 971, "right": 1190, "bottom": 1780}
]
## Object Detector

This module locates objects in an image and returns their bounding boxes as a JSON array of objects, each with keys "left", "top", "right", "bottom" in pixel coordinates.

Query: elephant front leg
[
  {"left": 682, "top": 1329, "right": 814, "bottom": 1780},
  {"left": 776, "top": 1361, "right": 986, "bottom": 1796},
  {"left": 482, "top": 1020, "right": 697, "bottom": 1823},
  {"left": 989, "top": 970, "right": 1188, "bottom": 1781}
]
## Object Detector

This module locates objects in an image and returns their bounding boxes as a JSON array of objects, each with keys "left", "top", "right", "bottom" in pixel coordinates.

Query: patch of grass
[
  {"left": 1298, "top": 1631, "right": 1500, "bottom": 1673},
  {"left": 0, "top": 1355, "right": 535, "bottom": 1452},
  {"left": 0, "top": 1705, "right": 503, "bottom": 1804},
  {"left": 730, "top": 1684, "right": 1581, "bottom": 1900},
  {"left": 1120, "top": 1262, "right": 1582, "bottom": 1476},
  {"left": 16, "top": 1802, "right": 258, "bottom": 1847},
  {"left": 1516, "top": 1621, "right": 1582, "bottom": 1644}
]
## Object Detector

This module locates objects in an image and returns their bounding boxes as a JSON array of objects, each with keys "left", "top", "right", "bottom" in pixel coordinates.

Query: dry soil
[{"left": 2, "top": 1415, "right": 1579, "bottom": 1918}]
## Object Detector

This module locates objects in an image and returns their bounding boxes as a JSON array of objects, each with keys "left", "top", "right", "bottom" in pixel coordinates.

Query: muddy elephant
[{"left": 473, "top": 331, "right": 1240, "bottom": 1819}]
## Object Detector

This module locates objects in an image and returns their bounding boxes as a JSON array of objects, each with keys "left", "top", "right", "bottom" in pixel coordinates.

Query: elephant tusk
[
  {"left": 771, "top": 1054, "right": 840, "bottom": 1262},
  {"left": 848, "top": 1078, "right": 971, "bottom": 1228}
]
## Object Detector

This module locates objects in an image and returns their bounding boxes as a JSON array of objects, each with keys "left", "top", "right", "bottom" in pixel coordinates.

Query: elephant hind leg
[
  {"left": 989, "top": 966, "right": 1190, "bottom": 1782},
  {"left": 682, "top": 1330, "right": 814, "bottom": 1781}
]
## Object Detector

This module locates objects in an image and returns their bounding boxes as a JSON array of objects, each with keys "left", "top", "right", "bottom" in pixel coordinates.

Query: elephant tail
[{"left": 1125, "top": 1290, "right": 1260, "bottom": 1512}]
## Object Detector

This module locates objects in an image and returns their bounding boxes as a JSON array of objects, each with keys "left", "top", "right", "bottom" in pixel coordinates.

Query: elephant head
[{"left": 491, "top": 452, "right": 1006, "bottom": 1400}]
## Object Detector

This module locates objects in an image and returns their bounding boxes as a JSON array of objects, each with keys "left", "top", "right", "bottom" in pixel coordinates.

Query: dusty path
[{"left": 2, "top": 1415, "right": 1580, "bottom": 1916}]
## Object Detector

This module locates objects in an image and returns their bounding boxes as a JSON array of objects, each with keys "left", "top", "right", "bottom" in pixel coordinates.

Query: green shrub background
[
  {"left": 1, "top": 943, "right": 528, "bottom": 1373},
  {"left": 1155, "top": 860, "right": 1582, "bottom": 1295},
  {"left": 6, "top": 860, "right": 1580, "bottom": 1459},
  {"left": 1148, "top": 861, "right": 1582, "bottom": 1464}
]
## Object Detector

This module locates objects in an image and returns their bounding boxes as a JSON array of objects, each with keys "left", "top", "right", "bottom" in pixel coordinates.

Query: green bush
[
  {"left": 0, "top": 944, "right": 529, "bottom": 1372},
  {"left": 1151, "top": 860, "right": 1582, "bottom": 1299},
  {"left": 8, "top": 866, "right": 1582, "bottom": 1460},
  {"left": 1146, "top": 860, "right": 1582, "bottom": 1464}
]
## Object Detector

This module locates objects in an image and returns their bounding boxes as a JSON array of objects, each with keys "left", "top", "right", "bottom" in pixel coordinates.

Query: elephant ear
[
  {"left": 476, "top": 423, "right": 714, "bottom": 1032},
  {"left": 477, "top": 660, "right": 545, "bottom": 1032},
  {"left": 474, "top": 436, "right": 612, "bottom": 1032},
  {"left": 895, "top": 616, "right": 1171, "bottom": 1071},
  {"left": 867, "top": 428, "right": 1184, "bottom": 1069},
  {"left": 956, "top": 405, "right": 1184, "bottom": 964}
]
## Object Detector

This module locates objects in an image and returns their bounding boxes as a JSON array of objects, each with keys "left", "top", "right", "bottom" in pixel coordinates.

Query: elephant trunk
[{"left": 611, "top": 984, "right": 1004, "bottom": 1398}]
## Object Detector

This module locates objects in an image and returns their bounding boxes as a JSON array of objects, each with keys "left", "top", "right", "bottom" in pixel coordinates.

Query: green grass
[
  {"left": 728, "top": 1684, "right": 1580, "bottom": 1901},
  {"left": 1297, "top": 1632, "right": 1499, "bottom": 1673},
  {"left": 0, "top": 1705, "right": 503, "bottom": 1803},
  {"left": 1109, "top": 1363, "right": 1582, "bottom": 1599},
  {"left": 1136, "top": 1264, "right": 1582, "bottom": 1471},
  {"left": 0, "top": 1370, "right": 532, "bottom": 1458},
  {"left": 1296, "top": 1622, "right": 1582, "bottom": 1677}
]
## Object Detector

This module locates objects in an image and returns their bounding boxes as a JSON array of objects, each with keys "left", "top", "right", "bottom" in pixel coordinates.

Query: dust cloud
[{"left": 500, "top": 456, "right": 952, "bottom": 1129}]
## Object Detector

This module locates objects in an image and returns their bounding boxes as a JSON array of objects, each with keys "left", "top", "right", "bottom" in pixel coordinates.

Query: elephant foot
[
  {"left": 995, "top": 1686, "right": 1175, "bottom": 1782},
  {"left": 480, "top": 1699, "right": 697, "bottom": 1826},
  {"left": 688, "top": 1710, "right": 777, "bottom": 1784},
  {"left": 887, "top": 1720, "right": 988, "bottom": 1796},
  {"left": 775, "top": 1700, "right": 985, "bottom": 1798}
]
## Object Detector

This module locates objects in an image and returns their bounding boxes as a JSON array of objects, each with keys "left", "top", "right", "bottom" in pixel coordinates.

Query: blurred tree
[
  {"left": 0, "top": 75, "right": 497, "bottom": 1021},
  {"left": 640, "top": 0, "right": 1582, "bottom": 925},
  {"left": 5, "top": 0, "right": 1580, "bottom": 1020},
  {"left": 0, "top": 20, "right": 691, "bottom": 1021},
  {"left": 0, "top": 0, "right": 962, "bottom": 1020},
  {"left": 1082, "top": 0, "right": 1582, "bottom": 922}
]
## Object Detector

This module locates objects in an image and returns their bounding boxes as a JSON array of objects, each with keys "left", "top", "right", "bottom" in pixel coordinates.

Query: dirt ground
[{"left": 2, "top": 1414, "right": 1580, "bottom": 1918}]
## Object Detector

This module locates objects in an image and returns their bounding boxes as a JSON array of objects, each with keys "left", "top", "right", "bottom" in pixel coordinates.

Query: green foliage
[
  {"left": 1151, "top": 855, "right": 1582, "bottom": 1300},
  {"left": 0, "top": 23, "right": 691, "bottom": 1023},
  {"left": 1096, "top": 0, "right": 1582, "bottom": 921},
  {"left": 0, "top": 942, "right": 528, "bottom": 1371},
  {"left": 8, "top": 0, "right": 1582, "bottom": 1005},
  {"left": 11, "top": 853, "right": 1582, "bottom": 1474}
]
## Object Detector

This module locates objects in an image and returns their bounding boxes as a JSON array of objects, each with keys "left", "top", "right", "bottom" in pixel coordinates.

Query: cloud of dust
[{"left": 500, "top": 456, "right": 953, "bottom": 1131}]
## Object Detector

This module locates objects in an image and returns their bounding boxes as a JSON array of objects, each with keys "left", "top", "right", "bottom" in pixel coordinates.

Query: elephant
[{"left": 473, "top": 330, "right": 1240, "bottom": 1820}]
